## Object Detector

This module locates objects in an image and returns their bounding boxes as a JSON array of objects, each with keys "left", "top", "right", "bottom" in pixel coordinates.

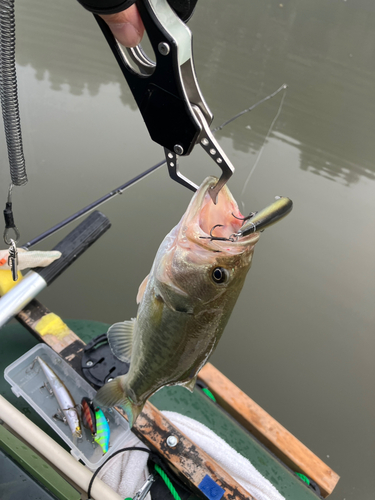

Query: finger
[{"left": 99, "top": 5, "right": 144, "bottom": 48}]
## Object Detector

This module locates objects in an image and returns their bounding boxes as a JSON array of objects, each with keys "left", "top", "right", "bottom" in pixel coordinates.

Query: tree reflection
[{"left": 14, "top": 0, "right": 375, "bottom": 185}]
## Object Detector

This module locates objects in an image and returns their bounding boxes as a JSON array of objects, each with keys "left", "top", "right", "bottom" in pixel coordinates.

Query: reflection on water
[
  {"left": 15, "top": 0, "right": 375, "bottom": 185},
  {"left": 274, "top": 131, "right": 375, "bottom": 186},
  {"left": 16, "top": 0, "right": 136, "bottom": 106},
  {"left": 192, "top": 0, "right": 375, "bottom": 185}
]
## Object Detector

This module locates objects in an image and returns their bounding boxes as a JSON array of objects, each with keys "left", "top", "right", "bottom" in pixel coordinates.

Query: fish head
[{"left": 156, "top": 177, "right": 260, "bottom": 312}]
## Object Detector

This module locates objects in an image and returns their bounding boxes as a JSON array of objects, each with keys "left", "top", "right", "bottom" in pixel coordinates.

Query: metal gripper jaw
[
  {"left": 94, "top": 0, "right": 234, "bottom": 203},
  {"left": 165, "top": 105, "right": 235, "bottom": 203}
]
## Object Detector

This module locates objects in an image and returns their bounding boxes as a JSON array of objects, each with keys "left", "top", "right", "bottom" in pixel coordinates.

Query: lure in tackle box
[{"left": 81, "top": 397, "right": 110, "bottom": 453}]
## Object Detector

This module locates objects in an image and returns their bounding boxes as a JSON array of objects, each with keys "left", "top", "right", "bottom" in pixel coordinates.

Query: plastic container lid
[{"left": 4, "top": 343, "right": 131, "bottom": 470}]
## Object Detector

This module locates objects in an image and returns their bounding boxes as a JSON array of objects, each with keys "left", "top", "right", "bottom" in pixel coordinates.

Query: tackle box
[{"left": 4, "top": 343, "right": 131, "bottom": 470}]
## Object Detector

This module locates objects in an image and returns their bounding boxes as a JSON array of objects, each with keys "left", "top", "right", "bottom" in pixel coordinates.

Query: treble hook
[
  {"left": 199, "top": 224, "right": 236, "bottom": 242},
  {"left": 231, "top": 211, "right": 258, "bottom": 224},
  {"left": 3, "top": 183, "right": 20, "bottom": 245}
]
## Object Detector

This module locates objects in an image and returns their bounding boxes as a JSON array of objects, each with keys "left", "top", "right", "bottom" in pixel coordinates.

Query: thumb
[{"left": 99, "top": 5, "right": 144, "bottom": 48}]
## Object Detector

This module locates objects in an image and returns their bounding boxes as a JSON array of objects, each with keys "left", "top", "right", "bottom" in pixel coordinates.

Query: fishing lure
[
  {"left": 81, "top": 396, "right": 97, "bottom": 435},
  {"left": 81, "top": 397, "right": 110, "bottom": 454},
  {"left": 93, "top": 407, "right": 110, "bottom": 454},
  {"left": 36, "top": 357, "right": 82, "bottom": 438}
]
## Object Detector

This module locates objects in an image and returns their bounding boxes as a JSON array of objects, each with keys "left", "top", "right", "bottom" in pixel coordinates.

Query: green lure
[{"left": 94, "top": 407, "right": 110, "bottom": 453}]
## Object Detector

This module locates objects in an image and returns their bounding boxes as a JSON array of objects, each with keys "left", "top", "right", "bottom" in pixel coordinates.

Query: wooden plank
[
  {"left": 14, "top": 299, "right": 254, "bottom": 500},
  {"left": 198, "top": 363, "right": 340, "bottom": 497},
  {"left": 17, "top": 300, "right": 86, "bottom": 377},
  {"left": 120, "top": 403, "right": 255, "bottom": 500}
]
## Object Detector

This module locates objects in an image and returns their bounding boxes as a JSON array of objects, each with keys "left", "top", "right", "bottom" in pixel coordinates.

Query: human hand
[{"left": 99, "top": 4, "right": 144, "bottom": 47}]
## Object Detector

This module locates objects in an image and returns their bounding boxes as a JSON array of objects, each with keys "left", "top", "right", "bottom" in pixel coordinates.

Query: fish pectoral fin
[
  {"left": 107, "top": 320, "right": 135, "bottom": 363},
  {"left": 136, "top": 274, "right": 149, "bottom": 304},
  {"left": 94, "top": 377, "right": 127, "bottom": 408},
  {"left": 94, "top": 377, "right": 143, "bottom": 428},
  {"left": 180, "top": 375, "right": 198, "bottom": 393}
]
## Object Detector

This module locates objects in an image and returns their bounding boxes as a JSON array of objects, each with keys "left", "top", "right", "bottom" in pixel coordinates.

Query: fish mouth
[{"left": 181, "top": 176, "right": 260, "bottom": 252}]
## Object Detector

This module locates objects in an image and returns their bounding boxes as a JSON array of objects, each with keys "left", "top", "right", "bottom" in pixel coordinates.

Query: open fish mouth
[{"left": 182, "top": 176, "right": 260, "bottom": 250}]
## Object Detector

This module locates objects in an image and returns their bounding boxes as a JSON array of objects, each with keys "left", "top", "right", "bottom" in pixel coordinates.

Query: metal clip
[
  {"left": 3, "top": 183, "right": 20, "bottom": 245},
  {"left": 165, "top": 106, "right": 235, "bottom": 203},
  {"left": 133, "top": 472, "right": 157, "bottom": 500},
  {"left": 8, "top": 239, "right": 19, "bottom": 281}
]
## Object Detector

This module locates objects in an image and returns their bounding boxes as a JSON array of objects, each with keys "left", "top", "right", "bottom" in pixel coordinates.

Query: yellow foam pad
[
  {"left": 0, "top": 270, "right": 23, "bottom": 296},
  {"left": 35, "top": 313, "right": 71, "bottom": 339}
]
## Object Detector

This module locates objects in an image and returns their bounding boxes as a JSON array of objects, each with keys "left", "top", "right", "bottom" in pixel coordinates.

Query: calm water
[{"left": 1, "top": 0, "right": 374, "bottom": 498}]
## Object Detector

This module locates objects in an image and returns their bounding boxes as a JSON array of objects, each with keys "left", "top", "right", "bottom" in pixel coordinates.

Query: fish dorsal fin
[
  {"left": 107, "top": 320, "right": 135, "bottom": 363},
  {"left": 136, "top": 275, "right": 149, "bottom": 304}
]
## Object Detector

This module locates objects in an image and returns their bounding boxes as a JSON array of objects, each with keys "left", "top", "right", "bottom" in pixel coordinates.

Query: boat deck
[{"left": 0, "top": 319, "right": 338, "bottom": 500}]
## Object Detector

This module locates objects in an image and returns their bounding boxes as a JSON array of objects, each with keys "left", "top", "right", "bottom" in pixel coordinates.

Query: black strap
[
  {"left": 77, "top": 0, "right": 198, "bottom": 22},
  {"left": 3, "top": 202, "right": 15, "bottom": 230},
  {"left": 76, "top": 0, "right": 136, "bottom": 15},
  {"left": 166, "top": 0, "right": 198, "bottom": 22}
]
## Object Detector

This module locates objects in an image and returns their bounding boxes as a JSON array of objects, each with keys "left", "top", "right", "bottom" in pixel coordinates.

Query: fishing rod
[
  {"left": 22, "top": 84, "right": 287, "bottom": 250},
  {"left": 22, "top": 160, "right": 165, "bottom": 249}
]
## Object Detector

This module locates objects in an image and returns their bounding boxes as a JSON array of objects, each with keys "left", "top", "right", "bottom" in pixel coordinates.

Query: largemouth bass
[{"left": 95, "top": 176, "right": 292, "bottom": 426}]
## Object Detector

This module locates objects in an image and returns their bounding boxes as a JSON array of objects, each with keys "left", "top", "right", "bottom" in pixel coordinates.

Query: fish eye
[{"left": 212, "top": 267, "right": 228, "bottom": 284}]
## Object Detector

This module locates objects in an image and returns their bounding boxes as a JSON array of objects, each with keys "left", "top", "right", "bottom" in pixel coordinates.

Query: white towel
[
  {"left": 97, "top": 433, "right": 151, "bottom": 500},
  {"left": 165, "top": 411, "right": 285, "bottom": 500},
  {"left": 98, "top": 411, "right": 285, "bottom": 500}
]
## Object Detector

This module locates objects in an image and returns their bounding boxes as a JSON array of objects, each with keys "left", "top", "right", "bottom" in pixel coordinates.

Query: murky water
[{"left": 1, "top": 0, "right": 374, "bottom": 498}]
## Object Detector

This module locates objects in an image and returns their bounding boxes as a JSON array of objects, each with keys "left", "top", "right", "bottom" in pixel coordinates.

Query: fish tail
[
  {"left": 120, "top": 398, "right": 144, "bottom": 428},
  {"left": 94, "top": 376, "right": 144, "bottom": 427},
  {"left": 94, "top": 376, "right": 126, "bottom": 408}
]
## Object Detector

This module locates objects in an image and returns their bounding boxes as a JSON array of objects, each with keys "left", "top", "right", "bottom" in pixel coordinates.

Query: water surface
[{"left": 0, "top": 0, "right": 374, "bottom": 498}]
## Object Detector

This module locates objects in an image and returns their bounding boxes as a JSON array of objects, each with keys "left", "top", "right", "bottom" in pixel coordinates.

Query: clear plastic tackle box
[{"left": 4, "top": 343, "right": 131, "bottom": 470}]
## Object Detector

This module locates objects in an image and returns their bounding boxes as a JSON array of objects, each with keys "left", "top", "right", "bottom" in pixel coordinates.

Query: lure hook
[
  {"left": 199, "top": 224, "right": 236, "bottom": 242},
  {"left": 231, "top": 211, "right": 258, "bottom": 224}
]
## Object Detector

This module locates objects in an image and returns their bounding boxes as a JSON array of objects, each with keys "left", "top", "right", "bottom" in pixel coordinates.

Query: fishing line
[
  {"left": 212, "top": 83, "right": 287, "bottom": 133},
  {"left": 87, "top": 445, "right": 190, "bottom": 499},
  {"left": 87, "top": 446, "right": 152, "bottom": 498},
  {"left": 240, "top": 86, "right": 288, "bottom": 212},
  {"left": 22, "top": 84, "right": 287, "bottom": 250}
]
